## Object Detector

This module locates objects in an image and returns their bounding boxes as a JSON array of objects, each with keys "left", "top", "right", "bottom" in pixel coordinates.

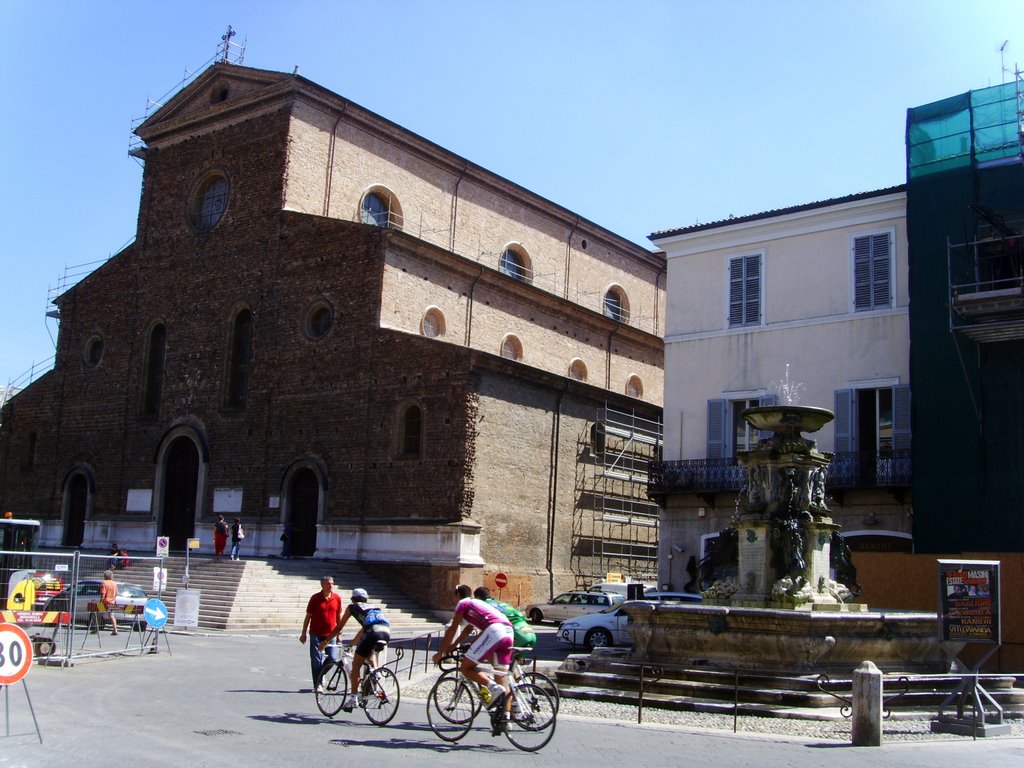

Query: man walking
[
  {"left": 300, "top": 576, "right": 342, "bottom": 691},
  {"left": 100, "top": 570, "right": 119, "bottom": 635}
]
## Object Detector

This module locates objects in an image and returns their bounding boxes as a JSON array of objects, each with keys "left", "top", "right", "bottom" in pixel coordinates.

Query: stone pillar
[
  {"left": 804, "top": 520, "right": 840, "bottom": 604},
  {"left": 734, "top": 520, "right": 773, "bottom": 605},
  {"left": 851, "top": 660, "right": 882, "bottom": 746}
]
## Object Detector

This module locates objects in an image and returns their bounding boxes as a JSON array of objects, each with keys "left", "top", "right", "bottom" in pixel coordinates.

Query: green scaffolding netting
[{"left": 907, "top": 81, "right": 1021, "bottom": 178}]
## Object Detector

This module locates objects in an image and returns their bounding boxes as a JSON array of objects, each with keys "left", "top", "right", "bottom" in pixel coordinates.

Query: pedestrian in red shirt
[{"left": 299, "top": 576, "right": 342, "bottom": 690}]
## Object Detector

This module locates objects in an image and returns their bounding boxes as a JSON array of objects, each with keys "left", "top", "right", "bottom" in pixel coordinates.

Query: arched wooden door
[
  {"left": 288, "top": 468, "right": 319, "bottom": 557},
  {"left": 62, "top": 473, "right": 88, "bottom": 547},
  {"left": 162, "top": 437, "right": 199, "bottom": 550}
]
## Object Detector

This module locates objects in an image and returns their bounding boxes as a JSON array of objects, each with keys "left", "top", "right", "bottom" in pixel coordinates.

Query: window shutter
[
  {"left": 854, "top": 234, "right": 891, "bottom": 310},
  {"left": 757, "top": 393, "right": 778, "bottom": 440},
  {"left": 893, "top": 384, "right": 911, "bottom": 450},
  {"left": 707, "top": 399, "right": 727, "bottom": 459},
  {"left": 871, "top": 233, "right": 891, "bottom": 309},
  {"left": 728, "top": 255, "right": 761, "bottom": 327},
  {"left": 728, "top": 258, "right": 745, "bottom": 326},
  {"left": 853, "top": 237, "right": 871, "bottom": 309},
  {"left": 744, "top": 254, "right": 761, "bottom": 325},
  {"left": 833, "top": 389, "right": 853, "bottom": 453}
]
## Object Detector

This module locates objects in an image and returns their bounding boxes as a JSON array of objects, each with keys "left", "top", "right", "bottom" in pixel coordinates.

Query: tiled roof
[{"left": 649, "top": 185, "right": 906, "bottom": 241}]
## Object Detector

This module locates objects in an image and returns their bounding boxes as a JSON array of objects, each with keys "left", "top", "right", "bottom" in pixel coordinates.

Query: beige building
[{"left": 648, "top": 187, "right": 912, "bottom": 592}]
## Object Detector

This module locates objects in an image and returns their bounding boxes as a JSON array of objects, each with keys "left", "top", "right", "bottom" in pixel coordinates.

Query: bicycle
[
  {"left": 316, "top": 645, "right": 401, "bottom": 726},
  {"left": 426, "top": 645, "right": 557, "bottom": 751}
]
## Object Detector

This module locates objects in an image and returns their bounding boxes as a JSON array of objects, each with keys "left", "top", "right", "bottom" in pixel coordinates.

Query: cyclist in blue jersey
[{"left": 319, "top": 588, "right": 391, "bottom": 712}]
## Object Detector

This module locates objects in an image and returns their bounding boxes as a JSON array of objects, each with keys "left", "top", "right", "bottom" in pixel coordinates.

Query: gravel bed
[{"left": 401, "top": 671, "right": 1024, "bottom": 743}]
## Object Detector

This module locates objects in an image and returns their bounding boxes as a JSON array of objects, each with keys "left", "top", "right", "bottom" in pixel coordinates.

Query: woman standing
[
  {"left": 214, "top": 515, "right": 229, "bottom": 559},
  {"left": 230, "top": 517, "right": 245, "bottom": 561}
]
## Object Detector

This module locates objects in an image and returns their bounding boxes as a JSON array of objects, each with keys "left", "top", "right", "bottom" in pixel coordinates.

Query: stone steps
[
  {"left": 87, "top": 556, "right": 444, "bottom": 634},
  {"left": 556, "top": 652, "right": 1024, "bottom": 713}
]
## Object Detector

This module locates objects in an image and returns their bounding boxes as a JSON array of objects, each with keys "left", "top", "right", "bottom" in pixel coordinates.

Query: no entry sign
[{"left": 494, "top": 572, "right": 508, "bottom": 589}]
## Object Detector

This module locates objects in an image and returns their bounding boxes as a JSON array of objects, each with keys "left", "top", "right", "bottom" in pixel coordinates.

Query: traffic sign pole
[
  {"left": 494, "top": 572, "right": 508, "bottom": 599},
  {"left": 0, "top": 624, "right": 42, "bottom": 742}
]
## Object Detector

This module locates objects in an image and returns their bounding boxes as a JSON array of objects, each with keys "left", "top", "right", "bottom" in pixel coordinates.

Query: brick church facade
[{"left": 0, "top": 63, "right": 664, "bottom": 608}]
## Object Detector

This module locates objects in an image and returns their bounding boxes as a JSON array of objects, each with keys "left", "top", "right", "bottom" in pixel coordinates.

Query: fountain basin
[
  {"left": 625, "top": 602, "right": 961, "bottom": 675},
  {"left": 742, "top": 405, "right": 834, "bottom": 437}
]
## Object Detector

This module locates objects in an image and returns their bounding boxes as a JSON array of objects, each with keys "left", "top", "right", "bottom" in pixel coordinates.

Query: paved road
[{"left": 2, "top": 629, "right": 1021, "bottom": 768}]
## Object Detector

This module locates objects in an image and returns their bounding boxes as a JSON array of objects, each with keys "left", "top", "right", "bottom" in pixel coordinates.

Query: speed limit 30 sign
[{"left": 0, "top": 623, "right": 34, "bottom": 685}]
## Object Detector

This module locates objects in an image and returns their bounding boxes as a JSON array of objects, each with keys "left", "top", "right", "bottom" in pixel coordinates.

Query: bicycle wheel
[
  {"left": 505, "top": 682, "right": 556, "bottom": 752},
  {"left": 315, "top": 660, "right": 348, "bottom": 718},
  {"left": 521, "top": 671, "right": 560, "bottom": 713},
  {"left": 362, "top": 667, "right": 400, "bottom": 726},
  {"left": 426, "top": 676, "right": 476, "bottom": 742}
]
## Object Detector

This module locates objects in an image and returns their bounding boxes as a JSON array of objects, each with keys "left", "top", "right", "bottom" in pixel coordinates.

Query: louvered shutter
[
  {"left": 833, "top": 389, "right": 854, "bottom": 453},
  {"left": 893, "top": 384, "right": 911, "bottom": 450},
  {"left": 707, "top": 399, "right": 727, "bottom": 459}
]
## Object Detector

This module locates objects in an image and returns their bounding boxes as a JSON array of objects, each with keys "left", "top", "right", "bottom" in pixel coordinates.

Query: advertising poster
[{"left": 937, "top": 560, "right": 1000, "bottom": 644}]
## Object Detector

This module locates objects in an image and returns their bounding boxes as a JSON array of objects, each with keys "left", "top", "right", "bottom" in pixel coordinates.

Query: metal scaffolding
[{"left": 572, "top": 404, "right": 662, "bottom": 587}]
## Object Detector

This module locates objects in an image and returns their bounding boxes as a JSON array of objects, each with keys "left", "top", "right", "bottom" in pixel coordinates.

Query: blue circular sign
[{"left": 144, "top": 598, "right": 169, "bottom": 628}]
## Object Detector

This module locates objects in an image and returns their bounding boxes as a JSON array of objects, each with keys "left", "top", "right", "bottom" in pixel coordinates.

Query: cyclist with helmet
[
  {"left": 433, "top": 583, "right": 514, "bottom": 726},
  {"left": 474, "top": 586, "right": 536, "bottom": 651},
  {"left": 319, "top": 588, "right": 391, "bottom": 712}
]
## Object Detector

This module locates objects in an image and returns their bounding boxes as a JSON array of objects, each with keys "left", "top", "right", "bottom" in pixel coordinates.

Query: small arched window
[
  {"left": 225, "top": 308, "right": 253, "bottom": 408},
  {"left": 23, "top": 431, "right": 37, "bottom": 471},
  {"left": 500, "top": 334, "right": 523, "bottom": 362},
  {"left": 304, "top": 300, "right": 334, "bottom": 340},
  {"left": 360, "top": 188, "right": 403, "bottom": 229},
  {"left": 191, "top": 172, "right": 229, "bottom": 231},
  {"left": 603, "top": 286, "right": 630, "bottom": 322},
  {"left": 499, "top": 245, "right": 532, "bottom": 283},
  {"left": 83, "top": 334, "right": 105, "bottom": 368},
  {"left": 421, "top": 307, "right": 446, "bottom": 339},
  {"left": 626, "top": 375, "right": 644, "bottom": 399},
  {"left": 400, "top": 404, "right": 423, "bottom": 458},
  {"left": 568, "top": 359, "right": 588, "bottom": 382},
  {"left": 142, "top": 323, "right": 167, "bottom": 416}
]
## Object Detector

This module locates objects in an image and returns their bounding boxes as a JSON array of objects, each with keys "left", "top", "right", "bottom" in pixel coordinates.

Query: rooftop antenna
[
  {"left": 220, "top": 26, "right": 236, "bottom": 62},
  {"left": 217, "top": 26, "right": 245, "bottom": 64},
  {"left": 999, "top": 40, "right": 1009, "bottom": 83}
]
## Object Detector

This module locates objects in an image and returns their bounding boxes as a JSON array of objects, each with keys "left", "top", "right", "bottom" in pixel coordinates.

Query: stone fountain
[
  {"left": 724, "top": 403, "right": 852, "bottom": 608},
  {"left": 621, "top": 402, "right": 961, "bottom": 675}
]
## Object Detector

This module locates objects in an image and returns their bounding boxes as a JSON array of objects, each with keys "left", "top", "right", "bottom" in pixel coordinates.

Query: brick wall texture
[{"left": 0, "top": 63, "right": 663, "bottom": 609}]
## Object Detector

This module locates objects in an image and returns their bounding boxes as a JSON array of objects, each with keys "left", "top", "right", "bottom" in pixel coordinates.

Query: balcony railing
[
  {"left": 827, "top": 449, "right": 912, "bottom": 489},
  {"left": 648, "top": 450, "right": 912, "bottom": 501}
]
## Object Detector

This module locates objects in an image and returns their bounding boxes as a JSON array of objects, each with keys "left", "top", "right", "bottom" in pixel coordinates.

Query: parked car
[
  {"left": 43, "top": 579, "right": 149, "bottom": 627},
  {"left": 586, "top": 581, "right": 656, "bottom": 599},
  {"left": 557, "top": 591, "right": 702, "bottom": 649},
  {"left": 523, "top": 591, "right": 623, "bottom": 625}
]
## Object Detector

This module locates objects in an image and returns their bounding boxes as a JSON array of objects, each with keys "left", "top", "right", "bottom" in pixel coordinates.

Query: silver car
[
  {"left": 44, "top": 579, "right": 149, "bottom": 627},
  {"left": 523, "top": 591, "right": 623, "bottom": 625},
  {"left": 558, "top": 592, "right": 702, "bottom": 649}
]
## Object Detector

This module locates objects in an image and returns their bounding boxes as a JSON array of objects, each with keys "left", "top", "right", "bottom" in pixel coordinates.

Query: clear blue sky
[{"left": 1, "top": 0, "right": 1021, "bottom": 387}]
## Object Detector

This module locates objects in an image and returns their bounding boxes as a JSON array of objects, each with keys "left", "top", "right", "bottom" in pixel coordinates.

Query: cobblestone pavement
[{"left": 403, "top": 671, "right": 1024, "bottom": 743}]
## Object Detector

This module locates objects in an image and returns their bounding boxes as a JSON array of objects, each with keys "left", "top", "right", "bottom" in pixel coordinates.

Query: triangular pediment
[{"left": 135, "top": 63, "right": 307, "bottom": 145}]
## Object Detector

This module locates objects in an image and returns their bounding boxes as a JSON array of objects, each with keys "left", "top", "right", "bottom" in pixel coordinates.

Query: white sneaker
[
  {"left": 486, "top": 683, "right": 504, "bottom": 708},
  {"left": 316, "top": 683, "right": 327, "bottom": 694}
]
